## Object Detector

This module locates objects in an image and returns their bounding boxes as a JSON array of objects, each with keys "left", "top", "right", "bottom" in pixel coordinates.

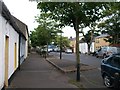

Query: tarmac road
[
  {"left": 50, "top": 52, "right": 111, "bottom": 89},
  {"left": 50, "top": 52, "right": 102, "bottom": 68}
]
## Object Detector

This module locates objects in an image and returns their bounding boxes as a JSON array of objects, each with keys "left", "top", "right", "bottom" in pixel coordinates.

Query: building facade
[
  {"left": 13, "top": 16, "right": 29, "bottom": 64},
  {"left": 94, "top": 34, "right": 110, "bottom": 50},
  {"left": 0, "top": 1, "right": 28, "bottom": 89},
  {"left": 79, "top": 42, "right": 95, "bottom": 53},
  {"left": 69, "top": 36, "right": 95, "bottom": 53},
  {"left": 69, "top": 37, "right": 76, "bottom": 53}
]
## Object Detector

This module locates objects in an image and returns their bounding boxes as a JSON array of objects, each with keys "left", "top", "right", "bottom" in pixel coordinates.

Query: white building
[
  {"left": 79, "top": 39, "right": 95, "bottom": 53},
  {"left": 0, "top": 1, "right": 28, "bottom": 89},
  {"left": 13, "top": 16, "right": 29, "bottom": 65}
]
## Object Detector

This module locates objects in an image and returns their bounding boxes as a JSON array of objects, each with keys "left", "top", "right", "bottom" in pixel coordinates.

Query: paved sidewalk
[{"left": 6, "top": 52, "right": 77, "bottom": 89}]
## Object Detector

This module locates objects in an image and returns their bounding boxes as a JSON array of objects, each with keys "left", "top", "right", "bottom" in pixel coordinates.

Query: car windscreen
[{"left": 110, "top": 56, "right": 120, "bottom": 68}]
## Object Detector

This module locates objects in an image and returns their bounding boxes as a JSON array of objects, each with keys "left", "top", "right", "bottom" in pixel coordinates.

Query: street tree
[
  {"left": 54, "top": 35, "right": 70, "bottom": 50},
  {"left": 79, "top": 2, "right": 110, "bottom": 54},
  {"left": 35, "top": 25, "right": 51, "bottom": 46},
  {"left": 36, "top": 13, "right": 61, "bottom": 52},
  {"left": 37, "top": 2, "right": 108, "bottom": 81},
  {"left": 98, "top": 3, "right": 120, "bottom": 44},
  {"left": 30, "top": 31, "right": 38, "bottom": 47},
  {"left": 30, "top": 12, "right": 59, "bottom": 51}
]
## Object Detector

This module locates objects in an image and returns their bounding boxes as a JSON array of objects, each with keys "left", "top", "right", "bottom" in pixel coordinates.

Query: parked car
[
  {"left": 90, "top": 51, "right": 98, "bottom": 56},
  {"left": 54, "top": 47, "right": 60, "bottom": 52},
  {"left": 48, "top": 48, "right": 53, "bottom": 52},
  {"left": 96, "top": 46, "right": 120, "bottom": 58},
  {"left": 101, "top": 54, "right": 120, "bottom": 88},
  {"left": 65, "top": 48, "right": 72, "bottom": 54}
]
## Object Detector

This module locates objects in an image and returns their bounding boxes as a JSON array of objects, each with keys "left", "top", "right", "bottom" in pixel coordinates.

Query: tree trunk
[
  {"left": 60, "top": 33, "right": 62, "bottom": 59},
  {"left": 88, "top": 43, "right": 91, "bottom": 55},
  {"left": 47, "top": 42, "right": 48, "bottom": 56},
  {"left": 76, "top": 28, "right": 80, "bottom": 81}
]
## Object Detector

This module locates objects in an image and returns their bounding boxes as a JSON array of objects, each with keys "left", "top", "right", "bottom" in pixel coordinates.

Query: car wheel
[{"left": 104, "top": 75, "right": 113, "bottom": 88}]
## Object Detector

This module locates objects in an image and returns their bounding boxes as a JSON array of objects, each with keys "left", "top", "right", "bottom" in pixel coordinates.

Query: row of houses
[
  {"left": 0, "top": 1, "right": 29, "bottom": 89},
  {"left": 69, "top": 34, "right": 112, "bottom": 53}
]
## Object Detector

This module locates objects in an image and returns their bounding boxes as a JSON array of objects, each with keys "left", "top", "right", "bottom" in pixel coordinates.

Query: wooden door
[{"left": 5, "top": 36, "right": 9, "bottom": 87}]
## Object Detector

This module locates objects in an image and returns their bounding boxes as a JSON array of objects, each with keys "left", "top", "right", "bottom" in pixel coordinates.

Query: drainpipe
[{"left": 18, "top": 34, "right": 21, "bottom": 70}]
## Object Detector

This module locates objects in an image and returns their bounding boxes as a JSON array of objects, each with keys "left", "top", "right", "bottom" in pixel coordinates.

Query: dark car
[{"left": 101, "top": 54, "right": 120, "bottom": 88}]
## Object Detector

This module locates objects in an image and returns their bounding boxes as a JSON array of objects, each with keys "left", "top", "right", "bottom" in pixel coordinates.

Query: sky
[
  {"left": 3, "top": 0, "right": 39, "bottom": 32},
  {"left": 3, "top": 0, "right": 76, "bottom": 38}
]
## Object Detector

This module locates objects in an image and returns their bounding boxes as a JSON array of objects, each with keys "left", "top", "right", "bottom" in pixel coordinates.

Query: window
[
  {"left": 96, "top": 39, "right": 99, "bottom": 43},
  {"left": 105, "top": 57, "right": 113, "bottom": 64},
  {"left": 110, "top": 56, "right": 120, "bottom": 68}
]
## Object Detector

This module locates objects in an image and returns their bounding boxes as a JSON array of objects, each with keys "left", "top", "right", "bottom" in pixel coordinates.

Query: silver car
[{"left": 96, "top": 46, "right": 120, "bottom": 58}]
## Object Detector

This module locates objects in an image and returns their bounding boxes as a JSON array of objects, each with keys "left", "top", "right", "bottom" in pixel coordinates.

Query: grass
[{"left": 68, "top": 79, "right": 86, "bottom": 90}]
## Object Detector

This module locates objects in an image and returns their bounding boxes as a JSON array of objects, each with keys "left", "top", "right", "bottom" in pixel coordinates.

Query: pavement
[
  {"left": 6, "top": 52, "right": 78, "bottom": 89},
  {"left": 6, "top": 52, "right": 110, "bottom": 90}
]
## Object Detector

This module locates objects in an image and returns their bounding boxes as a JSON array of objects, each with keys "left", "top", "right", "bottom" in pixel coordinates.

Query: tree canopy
[
  {"left": 98, "top": 2, "right": 120, "bottom": 44},
  {"left": 37, "top": 2, "right": 109, "bottom": 81}
]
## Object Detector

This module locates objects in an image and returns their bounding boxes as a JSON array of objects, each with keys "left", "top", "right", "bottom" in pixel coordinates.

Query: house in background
[
  {"left": 69, "top": 36, "right": 95, "bottom": 53},
  {"left": 79, "top": 34, "right": 110, "bottom": 53},
  {"left": 69, "top": 36, "right": 83, "bottom": 53},
  {"left": 94, "top": 34, "right": 110, "bottom": 50},
  {"left": 79, "top": 39, "right": 95, "bottom": 53},
  {"left": 0, "top": 1, "right": 28, "bottom": 89},
  {"left": 69, "top": 37, "right": 76, "bottom": 53}
]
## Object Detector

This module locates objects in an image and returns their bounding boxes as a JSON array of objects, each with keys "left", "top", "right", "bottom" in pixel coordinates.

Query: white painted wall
[
  {"left": 0, "top": 13, "right": 5, "bottom": 90},
  {"left": 25, "top": 29, "right": 28, "bottom": 59},
  {"left": 0, "top": 15, "right": 19, "bottom": 89},
  {"left": 79, "top": 43, "right": 88, "bottom": 53},
  {"left": 79, "top": 42, "right": 95, "bottom": 53},
  {"left": 90, "top": 42, "right": 95, "bottom": 53}
]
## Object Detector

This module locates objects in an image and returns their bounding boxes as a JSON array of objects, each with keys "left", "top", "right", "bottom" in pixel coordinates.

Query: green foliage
[
  {"left": 54, "top": 35, "right": 70, "bottom": 48},
  {"left": 37, "top": 2, "right": 109, "bottom": 81},
  {"left": 36, "top": 25, "right": 51, "bottom": 46},
  {"left": 30, "top": 12, "right": 60, "bottom": 47},
  {"left": 30, "top": 31, "right": 38, "bottom": 47},
  {"left": 98, "top": 3, "right": 120, "bottom": 44},
  {"left": 37, "top": 2, "right": 109, "bottom": 28}
]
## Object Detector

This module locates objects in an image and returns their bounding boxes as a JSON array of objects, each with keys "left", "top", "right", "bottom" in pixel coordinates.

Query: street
[
  {"left": 51, "top": 52, "right": 102, "bottom": 68},
  {"left": 50, "top": 52, "right": 110, "bottom": 89}
]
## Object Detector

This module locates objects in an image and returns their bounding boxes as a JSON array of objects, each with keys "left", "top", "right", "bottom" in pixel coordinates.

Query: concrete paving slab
[{"left": 6, "top": 52, "right": 77, "bottom": 89}]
